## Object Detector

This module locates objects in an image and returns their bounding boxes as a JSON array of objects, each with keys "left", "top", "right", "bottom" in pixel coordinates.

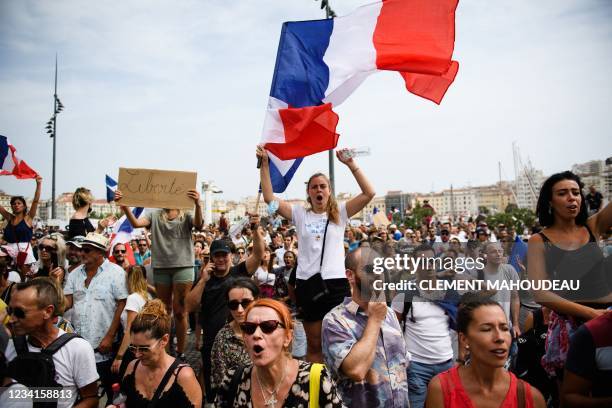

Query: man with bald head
[{"left": 322, "top": 247, "right": 409, "bottom": 407}]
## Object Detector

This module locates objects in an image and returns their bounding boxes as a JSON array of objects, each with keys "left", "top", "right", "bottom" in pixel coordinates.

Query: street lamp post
[{"left": 45, "top": 54, "right": 64, "bottom": 220}]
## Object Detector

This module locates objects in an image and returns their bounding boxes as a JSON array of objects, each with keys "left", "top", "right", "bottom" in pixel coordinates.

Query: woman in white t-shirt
[
  {"left": 111, "top": 264, "right": 151, "bottom": 377},
  {"left": 257, "top": 145, "right": 375, "bottom": 362}
]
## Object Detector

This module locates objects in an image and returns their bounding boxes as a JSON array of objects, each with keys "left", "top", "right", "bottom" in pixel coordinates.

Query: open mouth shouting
[{"left": 252, "top": 344, "right": 265, "bottom": 356}]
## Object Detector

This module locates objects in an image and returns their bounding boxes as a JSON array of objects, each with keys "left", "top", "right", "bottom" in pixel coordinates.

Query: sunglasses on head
[
  {"left": 228, "top": 299, "right": 253, "bottom": 310},
  {"left": 6, "top": 306, "right": 27, "bottom": 319},
  {"left": 128, "top": 339, "right": 160, "bottom": 353},
  {"left": 38, "top": 244, "right": 56, "bottom": 252},
  {"left": 239, "top": 320, "right": 285, "bottom": 335}
]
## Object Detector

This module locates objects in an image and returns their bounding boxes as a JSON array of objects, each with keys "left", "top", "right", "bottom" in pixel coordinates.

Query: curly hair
[
  {"left": 536, "top": 171, "right": 588, "bottom": 227},
  {"left": 130, "top": 299, "right": 171, "bottom": 339}
]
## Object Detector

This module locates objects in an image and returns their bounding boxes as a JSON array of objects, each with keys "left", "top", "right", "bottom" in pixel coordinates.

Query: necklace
[{"left": 255, "top": 361, "right": 287, "bottom": 408}]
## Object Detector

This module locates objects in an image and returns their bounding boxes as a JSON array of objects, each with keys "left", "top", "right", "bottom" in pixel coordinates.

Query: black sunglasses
[
  {"left": 114, "top": 250, "right": 126, "bottom": 254},
  {"left": 79, "top": 247, "right": 95, "bottom": 254},
  {"left": 38, "top": 244, "right": 56, "bottom": 252},
  {"left": 240, "top": 320, "right": 285, "bottom": 335},
  {"left": 228, "top": 299, "right": 253, "bottom": 311},
  {"left": 6, "top": 306, "right": 27, "bottom": 319}
]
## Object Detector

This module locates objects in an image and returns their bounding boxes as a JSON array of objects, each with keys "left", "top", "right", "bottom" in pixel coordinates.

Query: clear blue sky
[{"left": 1, "top": 0, "right": 611, "bottom": 202}]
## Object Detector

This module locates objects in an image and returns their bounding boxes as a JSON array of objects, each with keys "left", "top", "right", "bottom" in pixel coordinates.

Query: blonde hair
[
  {"left": 131, "top": 299, "right": 171, "bottom": 339},
  {"left": 72, "top": 187, "right": 93, "bottom": 210},
  {"left": 306, "top": 173, "right": 340, "bottom": 225},
  {"left": 127, "top": 265, "right": 148, "bottom": 299}
]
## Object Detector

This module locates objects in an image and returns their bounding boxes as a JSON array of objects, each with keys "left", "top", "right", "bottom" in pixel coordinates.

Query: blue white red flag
[
  {"left": 106, "top": 175, "right": 117, "bottom": 203},
  {"left": 0, "top": 135, "right": 38, "bottom": 179},
  {"left": 108, "top": 207, "right": 144, "bottom": 265},
  {"left": 261, "top": 0, "right": 459, "bottom": 192}
]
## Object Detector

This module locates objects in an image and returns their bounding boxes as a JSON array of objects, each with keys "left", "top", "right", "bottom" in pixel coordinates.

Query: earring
[{"left": 548, "top": 204, "right": 552, "bottom": 216}]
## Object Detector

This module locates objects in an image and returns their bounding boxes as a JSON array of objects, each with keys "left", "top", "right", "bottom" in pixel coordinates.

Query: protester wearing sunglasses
[
  {"left": 120, "top": 299, "right": 201, "bottom": 408},
  {"left": 215, "top": 298, "right": 343, "bottom": 407},
  {"left": 211, "top": 278, "right": 260, "bottom": 394},
  {"left": 4, "top": 278, "right": 100, "bottom": 408},
  {"left": 185, "top": 214, "right": 265, "bottom": 405},
  {"left": 34, "top": 233, "right": 66, "bottom": 283},
  {"left": 111, "top": 243, "right": 131, "bottom": 270},
  {"left": 63, "top": 232, "right": 128, "bottom": 403}
]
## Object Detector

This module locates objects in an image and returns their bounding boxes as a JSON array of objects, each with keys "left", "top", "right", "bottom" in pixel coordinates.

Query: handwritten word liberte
[{"left": 120, "top": 171, "right": 187, "bottom": 196}]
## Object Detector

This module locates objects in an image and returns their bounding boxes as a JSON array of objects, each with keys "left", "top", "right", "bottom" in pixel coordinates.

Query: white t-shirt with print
[
  {"left": 5, "top": 329, "right": 99, "bottom": 408},
  {"left": 292, "top": 202, "right": 348, "bottom": 280}
]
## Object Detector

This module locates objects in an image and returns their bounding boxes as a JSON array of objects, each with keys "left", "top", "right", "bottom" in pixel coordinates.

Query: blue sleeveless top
[{"left": 3, "top": 218, "right": 33, "bottom": 243}]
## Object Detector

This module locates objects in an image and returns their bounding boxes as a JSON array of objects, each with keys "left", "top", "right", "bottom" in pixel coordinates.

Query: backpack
[
  {"left": 8, "top": 333, "right": 80, "bottom": 408},
  {"left": 400, "top": 285, "right": 460, "bottom": 331}
]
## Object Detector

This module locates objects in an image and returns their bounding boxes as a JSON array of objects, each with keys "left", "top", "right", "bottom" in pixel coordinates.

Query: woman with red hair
[{"left": 215, "top": 298, "right": 343, "bottom": 407}]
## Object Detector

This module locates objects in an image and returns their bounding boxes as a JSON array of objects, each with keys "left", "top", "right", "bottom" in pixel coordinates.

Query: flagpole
[
  {"left": 51, "top": 54, "right": 58, "bottom": 219},
  {"left": 325, "top": 4, "right": 335, "bottom": 195}
]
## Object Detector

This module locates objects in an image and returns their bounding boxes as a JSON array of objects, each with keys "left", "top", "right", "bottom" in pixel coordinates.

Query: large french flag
[
  {"left": 262, "top": 0, "right": 459, "bottom": 192},
  {"left": 0, "top": 135, "right": 38, "bottom": 179}
]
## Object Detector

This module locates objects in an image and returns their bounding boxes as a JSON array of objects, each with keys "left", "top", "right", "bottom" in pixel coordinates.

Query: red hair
[{"left": 244, "top": 298, "right": 293, "bottom": 333}]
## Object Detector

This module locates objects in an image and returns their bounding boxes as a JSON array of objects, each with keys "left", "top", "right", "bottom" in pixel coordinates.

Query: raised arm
[
  {"left": 256, "top": 145, "right": 292, "bottom": 220},
  {"left": 188, "top": 189, "right": 203, "bottom": 230},
  {"left": 114, "top": 190, "right": 151, "bottom": 228},
  {"left": 27, "top": 176, "right": 43, "bottom": 221},
  {"left": 245, "top": 215, "right": 266, "bottom": 274},
  {"left": 336, "top": 149, "right": 375, "bottom": 218},
  {"left": 588, "top": 201, "right": 611, "bottom": 238}
]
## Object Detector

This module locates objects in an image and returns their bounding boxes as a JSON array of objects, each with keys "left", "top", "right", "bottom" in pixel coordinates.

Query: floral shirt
[
  {"left": 322, "top": 297, "right": 409, "bottom": 408},
  {"left": 210, "top": 323, "right": 252, "bottom": 391},
  {"left": 64, "top": 259, "right": 128, "bottom": 362},
  {"left": 215, "top": 360, "right": 345, "bottom": 407}
]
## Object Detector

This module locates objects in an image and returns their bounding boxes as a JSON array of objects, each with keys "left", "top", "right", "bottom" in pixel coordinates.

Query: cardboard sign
[
  {"left": 372, "top": 212, "right": 391, "bottom": 227},
  {"left": 118, "top": 168, "right": 197, "bottom": 209}
]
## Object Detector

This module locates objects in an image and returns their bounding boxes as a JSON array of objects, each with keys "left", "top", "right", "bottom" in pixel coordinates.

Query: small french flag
[
  {"left": 106, "top": 175, "right": 117, "bottom": 203},
  {"left": 0, "top": 135, "right": 38, "bottom": 179}
]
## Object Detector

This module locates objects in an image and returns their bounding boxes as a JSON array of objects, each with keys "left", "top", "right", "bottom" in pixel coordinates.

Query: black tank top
[
  {"left": 539, "top": 225, "right": 610, "bottom": 301},
  {"left": 122, "top": 360, "right": 194, "bottom": 408}
]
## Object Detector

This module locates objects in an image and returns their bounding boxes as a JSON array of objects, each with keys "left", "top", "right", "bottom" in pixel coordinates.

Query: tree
[
  {"left": 402, "top": 200, "right": 433, "bottom": 229},
  {"left": 486, "top": 206, "right": 536, "bottom": 234},
  {"left": 478, "top": 206, "right": 490, "bottom": 215},
  {"left": 505, "top": 203, "right": 518, "bottom": 213}
]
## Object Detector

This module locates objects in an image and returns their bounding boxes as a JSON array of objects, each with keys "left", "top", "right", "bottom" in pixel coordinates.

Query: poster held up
[{"left": 118, "top": 167, "right": 197, "bottom": 209}]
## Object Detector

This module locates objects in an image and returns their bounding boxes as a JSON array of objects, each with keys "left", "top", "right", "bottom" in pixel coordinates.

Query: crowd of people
[{"left": 0, "top": 152, "right": 611, "bottom": 407}]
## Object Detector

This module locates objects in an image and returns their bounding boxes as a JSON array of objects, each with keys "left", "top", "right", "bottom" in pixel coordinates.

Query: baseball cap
[{"left": 210, "top": 239, "right": 231, "bottom": 255}]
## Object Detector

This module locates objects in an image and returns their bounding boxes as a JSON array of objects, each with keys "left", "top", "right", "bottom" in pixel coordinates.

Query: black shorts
[{"left": 295, "top": 277, "right": 350, "bottom": 322}]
